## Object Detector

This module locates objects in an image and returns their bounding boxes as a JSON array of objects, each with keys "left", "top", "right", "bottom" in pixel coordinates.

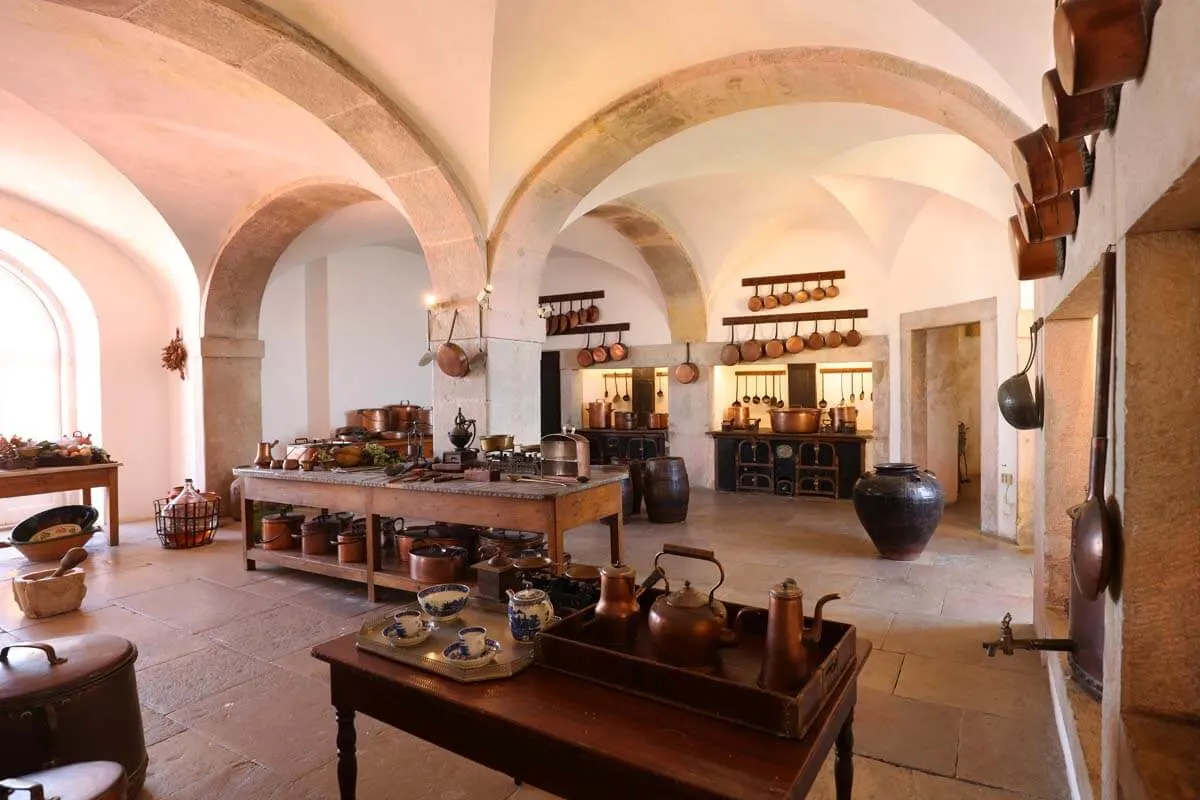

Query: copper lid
[{"left": 769, "top": 578, "right": 803, "bottom": 599}]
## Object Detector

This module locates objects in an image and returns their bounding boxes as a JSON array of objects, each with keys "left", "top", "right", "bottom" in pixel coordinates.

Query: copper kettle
[
  {"left": 742, "top": 578, "right": 839, "bottom": 694},
  {"left": 647, "top": 545, "right": 735, "bottom": 669}
]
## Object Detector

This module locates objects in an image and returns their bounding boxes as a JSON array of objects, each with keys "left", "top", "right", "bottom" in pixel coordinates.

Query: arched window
[{"left": 0, "top": 263, "right": 64, "bottom": 524}]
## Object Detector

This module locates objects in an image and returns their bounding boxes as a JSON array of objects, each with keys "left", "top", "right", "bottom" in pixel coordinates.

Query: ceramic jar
[
  {"left": 506, "top": 586, "right": 555, "bottom": 643},
  {"left": 852, "top": 463, "right": 945, "bottom": 561}
]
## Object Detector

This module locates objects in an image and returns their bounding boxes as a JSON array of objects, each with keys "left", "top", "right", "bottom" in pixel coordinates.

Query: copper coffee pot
[
  {"left": 253, "top": 440, "right": 278, "bottom": 469},
  {"left": 593, "top": 562, "right": 663, "bottom": 646},
  {"left": 745, "top": 578, "right": 840, "bottom": 693}
]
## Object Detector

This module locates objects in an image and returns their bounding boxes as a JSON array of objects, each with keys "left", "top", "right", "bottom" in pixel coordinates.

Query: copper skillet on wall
[
  {"left": 844, "top": 318, "right": 863, "bottom": 347},
  {"left": 740, "top": 324, "right": 763, "bottom": 362},
  {"left": 810, "top": 280, "right": 827, "bottom": 301},
  {"left": 807, "top": 320, "right": 825, "bottom": 350},
  {"left": 568, "top": 299, "right": 580, "bottom": 330},
  {"left": 778, "top": 283, "right": 794, "bottom": 306},
  {"left": 747, "top": 285, "right": 764, "bottom": 312},
  {"left": 437, "top": 309, "right": 470, "bottom": 377},
  {"left": 578, "top": 333, "right": 594, "bottom": 368},
  {"left": 720, "top": 327, "right": 741, "bottom": 366},
  {"left": 764, "top": 284, "right": 780, "bottom": 310},
  {"left": 825, "top": 279, "right": 840, "bottom": 299},
  {"left": 674, "top": 342, "right": 699, "bottom": 384},
  {"left": 609, "top": 329, "right": 628, "bottom": 361},
  {"left": 764, "top": 323, "right": 786, "bottom": 359},
  {"left": 586, "top": 298, "right": 600, "bottom": 323},
  {"left": 785, "top": 321, "right": 806, "bottom": 354},
  {"left": 591, "top": 331, "right": 610, "bottom": 364},
  {"left": 826, "top": 319, "right": 844, "bottom": 348},
  {"left": 794, "top": 281, "right": 810, "bottom": 303}
]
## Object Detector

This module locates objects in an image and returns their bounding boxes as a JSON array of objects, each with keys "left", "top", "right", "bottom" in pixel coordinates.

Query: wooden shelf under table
[{"left": 247, "top": 545, "right": 478, "bottom": 595}]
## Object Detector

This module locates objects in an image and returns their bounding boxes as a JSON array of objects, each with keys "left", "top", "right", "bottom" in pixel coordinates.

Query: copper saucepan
[
  {"left": 764, "top": 284, "right": 779, "bottom": 310},
  {"left": 437, "top": 309, "right": 470, "bottom": 378},
  {"left": 785, "top": 321, "right": 806, "bottom": 354},
  {"left": 578, "top": 333, "right": 594, "bottom": 368},
  {"left": 844, "top": 318, "right": 863, "bottom": 347},
  {"left": 794, "top": 281, "right": 810, "bottom": 303},
  {"left": 810, "top": 281, "right": 827, "bottom": 301},
  {"left": 826, "top": 319, "right": 844, "bottom": 348},
  {"left": 720, "top": 327, "right": 741, "bottom": 366},
  {"left": 807, "top": 320, "right": 825, "bottom": 351},
  {"left": 586, "top": 298, "right": 600, "bottom": 323},
  {"left": 674, "top": 342, "right": 699, "bottom": 384},
  {"left": 591, "top": 332, "right": 610, "bottom": 364},
  {"left": 609, "top": 329, "right": 628, "bottom": 361},
  {"left": 740, "top": 324, "right": 763, "bottom": 363},
  {"left": 747, "top": 285, "right": 764, "bottom": 312},
  {"left": 764, "top": 323, "right": 786, "bottom": 359},
  {"left": 778, "top": 283, "right": 794, "bottom": 306},
  {"left": 825, "top": 279, "right": 840, "bottom": 299}
]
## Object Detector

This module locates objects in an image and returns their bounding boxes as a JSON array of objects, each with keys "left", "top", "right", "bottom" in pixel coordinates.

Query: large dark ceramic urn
[{"left": 852, "top": 463, "right": 945, "bottom": 560}]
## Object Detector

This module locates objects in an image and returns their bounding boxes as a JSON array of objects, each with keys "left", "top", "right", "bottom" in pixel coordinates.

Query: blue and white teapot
[{"left": 506, "top": 584, "right": 555, "bottom": 643}]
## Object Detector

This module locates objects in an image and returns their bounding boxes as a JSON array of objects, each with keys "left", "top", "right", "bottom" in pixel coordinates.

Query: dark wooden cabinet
[
  {"left": 578, "top": 430, "right": 669, "bottom": 464},
  {"left": 712, "top": 432, "right": 866, "bottom": 499}
]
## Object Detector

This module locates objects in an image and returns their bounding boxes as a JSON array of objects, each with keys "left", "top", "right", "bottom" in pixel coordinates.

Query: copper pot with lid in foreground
[
  {"left": 409, "top": 544, "right": 469, "bottom": 583},
  {"left": 768, "top": 408, "right": 820, "bottom": 434}
]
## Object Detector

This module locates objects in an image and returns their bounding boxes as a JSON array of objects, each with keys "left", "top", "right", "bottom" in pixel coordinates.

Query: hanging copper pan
[
  {"left": 567, "top": 299, "right": 580, "bottom": 330},
  {"left": 1009, "top": 215, "right": 1064, "bottom": 281},
  {"left": 1013, "top": 124, "right": 1091, "bottom": 204},
  {"left": 807, "top": 320, "right": 825, "bottom": 350},
  {"left": 586, "top": 298, "right": 600, "bottom": 323},
  {"left": 810, "top": 281, "right": 827, "bottom": 301},
  {"left": 785, "top": 321, "right": 806, "bottom": 354},
  {"left": 591, "top": 332, "right": 610, "bottom": 364},
  {"left": 764, "top": 284, "right": 779, "bottom": 310},
  {"left": 609, "top": 329, "right": 628, "bottom": 361},
  {"left": 747, "top": 285, "right": 764, "bottom": 312},
  {"left": 556, "top": 301, "right": 569, "bottom": 333},
  {"left": 825, "top": 279, "right": 840, "bottom": 299},
  {"left": 826, "top": 319, "right": 844, "bottom": 348},
  {"left": 1053, "top": 0, "right": 1150, "bottom": 95},
  {"left": 547, "top": 304, "right": 560, "bottom": 336},
  {"left": 674, "top": 342, "right": 699, "bottom": 384},
  {"left": 764, "top": 323, "right": 786, "bottom": 359},
  {"left": 720, "top": 327, "right": 741, "bottom": 366},
  {"left": 844, "top": 318, "right": 863, "bottom": 347},
  {"left": 1042, "top": 68, "right": 1118, "bottom": 141},
  {"left": 1014, "top": 184, "right": 1078, "bottom": 243},
  {"left": 740, "top": 324, "right": 763, "bottom": 363},
  {"left": 794, "top": 281, "right": 810, "bottom": 303},
  {"left": 578, "top": 333, "right": 595, "bottom": 368},
  {"left": 778, "top": 283, "right": 794, "bottom": 305},
  {"left": 437, "top": 309, "right": 470, "bottom": 378}
]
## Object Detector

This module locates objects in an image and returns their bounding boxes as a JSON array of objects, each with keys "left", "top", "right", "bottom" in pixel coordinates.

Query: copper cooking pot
[
  {"left": 831, "top": 405, "right": 859, "bottom": 429},
  {"left": 612, "top": 411, "right": 637, "bottom": 430},
  {"left": 1009, "top": 215, "right": 1064, "bottom": 281},
  {"left": 1014, "top": 184, "right": 1078, "bottom": 243},
  {"left": 1012, "top": 124, "right": 1090, "bottom": 204},
  {"left": 807, "top": 320, "right": 825, "bottom": 351},
  {"left": 587, "top": 400, "right": 611, "bottom": 429},
  {"left": 740, "top": 324, "right": 763, "bottom": 363},
  {"left": 768, "top": 408, "right": 820, "bottom": 434},
  {"left": 591, "top": 333, "right": 610, "bottom": 364},
  {"left": 1042, "top": 68, "right": 1118, "bottom": 141},
  {"left": 409, "top": 544, "right": 469, "bottom": 583},
  {"left": 385, "top": 402, "right": 422, "bottom": 431},
  {"left": 644, "top": 412, "right": 669, "bottom": 430},
  {"left": 1053, "top": 0, "right": 1149, "bottom": 95},
  {"left": 785, "top": 322, "right": 806, "bottom": 354},
  {"left": 719, "top": 328, "right": 741, "bottom": 366},
  {"left": 358, "top": 409, "right": 389, "bottom": 433}
]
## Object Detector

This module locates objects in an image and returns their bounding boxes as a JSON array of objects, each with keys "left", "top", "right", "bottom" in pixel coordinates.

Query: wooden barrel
[{"left": 643, "top": 457, "right": 689, "bottom": 524}]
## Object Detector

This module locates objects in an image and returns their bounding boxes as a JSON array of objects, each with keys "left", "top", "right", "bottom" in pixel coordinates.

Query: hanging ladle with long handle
[{"left": 997, "top": 317, "right": 1045, "bottom": 430}]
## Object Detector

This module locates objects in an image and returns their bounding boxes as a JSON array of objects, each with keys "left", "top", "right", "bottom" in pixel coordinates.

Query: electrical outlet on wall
[{"left": 1001, "top": 472, "right": 1014, "bottom": 485}]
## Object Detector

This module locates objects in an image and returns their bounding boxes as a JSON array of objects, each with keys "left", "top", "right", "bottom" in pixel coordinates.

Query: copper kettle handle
[
  {"left": 0, "top": 642, "right": 67, "bottom": 666},
  {"left": 653, "top": 544, "right": 726, "bottom": 603}
]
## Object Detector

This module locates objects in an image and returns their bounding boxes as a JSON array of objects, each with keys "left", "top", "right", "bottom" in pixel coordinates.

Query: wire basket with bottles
[{"left": 154, "top": 479, "right": 220, "bottom": 549}]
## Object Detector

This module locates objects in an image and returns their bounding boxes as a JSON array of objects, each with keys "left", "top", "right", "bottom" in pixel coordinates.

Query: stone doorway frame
[{"left": 899, "top": 298, "right": 1000, "bottom": 535}]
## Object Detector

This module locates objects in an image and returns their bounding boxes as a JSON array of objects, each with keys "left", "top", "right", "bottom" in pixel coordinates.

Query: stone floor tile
[
  {"left": 142, "top": 728, "right": 252, "bottom": 798},
  {"left": 284, "top": 726, "right": 518, "bottom": 800},
  {"left": 238, "top": 570, "right": 331, "bottom": 600},
  {"left": 158, "top": 760, "right": 292, "bottom": 800},
  {"left": 131, "top": 628, "right": 210, "bottom": 671},
  {"left": 283, "top": 581, "right": 400, "bottom": 619},
  {"left": 138, "top": 645, "right": 272, "bottom": 715},
  {"left": 118, "top": 578, "right": 280, "bottom": 632},
  {"left": 824, "top": 602, "right": 894, "bottom": 646},
  {"left": 958, "top": 709, "right": 1071, "bottom": 798},
  {"left": 141, "top": 706, "right": 186, "bottom": 747},
  {"left": 722, "top": 562, "right": 861, "bottom": 602},
  {"left": 205, "top": 602, "right": 350, "bottom": 661},
  {"left": 853, "top": 688, "right": 961, "bottom": 776},
  {"left": 848, "top": 577, "right": 946, "bottom": 616},
  {"left": 272, "top": 644, "right": 332, "bottom": 684},
  {"left": 806, "top": 753, "right": 918, "bottom": 800},
  {"left": 941, "top": 588, "right": 1034, "bottom": 624},
  {"left": 911, "top": 772, "right": 1023, "bottom": 799},
  {"left": 908, "top": 560, "right": 1034, "bottom": 598},
  {"left": 883, "top": 613, "right": 1044, "bottom": 675},
  {"left": 15, "top": 603, "right": 181, "bottom": 648},
  {"left": 168, "top": 667, "right": 385, "bottom": 781},
  {"left": 894, "top": 653, "right": 1053, "bottom": 721},
  {"left": 86, "top": 563, "right": 191, "bottom": 599},
  {"left": 859, "top": 649, "right": 903, "bottom": 693}
]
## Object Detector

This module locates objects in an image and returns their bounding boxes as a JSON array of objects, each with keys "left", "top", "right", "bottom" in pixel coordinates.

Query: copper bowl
[{"left": 768, "top": 408, "right": 820, "bottom": 434}]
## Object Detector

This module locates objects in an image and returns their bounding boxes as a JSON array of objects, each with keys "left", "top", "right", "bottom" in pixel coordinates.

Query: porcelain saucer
[
  {"left": 383, "top": 622, "right": 433, "bottom": 648},
  {"left": 442, "top": 638, "right": 501, "bottom": 669}
]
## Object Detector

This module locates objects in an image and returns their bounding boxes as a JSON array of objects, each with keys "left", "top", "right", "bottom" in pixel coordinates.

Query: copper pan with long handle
[{"left": 1069, "top": 249, "right": 1118, "bottom": 600}]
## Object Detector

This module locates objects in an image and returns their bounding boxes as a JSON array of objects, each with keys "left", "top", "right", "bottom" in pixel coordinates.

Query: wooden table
[
  {"left": 0, "top": 463, "right": 121, "bottom": 545},
  {"left": 234, "top": 467, "right": 625, "bottom": 602},
  {"left": 312, "top": 634, "right": 869, "bottom": 800}
]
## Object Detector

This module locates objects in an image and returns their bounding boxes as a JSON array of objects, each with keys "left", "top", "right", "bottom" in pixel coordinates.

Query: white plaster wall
[
  {"left": 260, "top": 244, "right": 433, "bottom": 441},
  {"left": 540, "top": 252, "right": 671, "bottom": 348}
]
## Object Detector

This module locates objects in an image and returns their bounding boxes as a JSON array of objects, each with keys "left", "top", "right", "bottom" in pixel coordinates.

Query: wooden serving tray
[{"left": 534, "top": 588, "right": 857, "bottom": 739}]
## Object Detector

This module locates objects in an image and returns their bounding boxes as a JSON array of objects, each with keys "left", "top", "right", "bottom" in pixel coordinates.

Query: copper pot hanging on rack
[
  {"left": 609, "top": 329, "right": 628, "bottom": 361},
  {"left": 807, "top": 320, "right": 825, "bottom": 351},
  {"left": 778, "top": 283, "right": 794, "bottom": 306},
  {"left": 1053, "top": 0, "right": 1151, "bottom": 95},
  {"left": 740, "top": 324, "right": 763, "bottom": 363},
  {"left": 747, "top": 285, "right": 764, "bottom": 312},
  {"left": 794, "top": 281, "right": 810, "bottom": 303},
  {"left": 1013, "top": 124, "right": 1091, "bottom": 204},
  {"left": 1042, "top": 68, "right": 1118, "bottom": 141},
  {"left": 785, "top": 321, "right": 806, "bottom": 354},
  {"left": 1009, "top": 215, "right": 1065, "bottom": 281},
  {"left": 1014, "top": 184, "right": 1078, "bottom": 243},
  {"left": 844, "top": 318, "right": 863, "bottom": 347},
  {"left": 674, "top": 342, "right": 699, "bottom": 385},
  {"left": 764, "top": 323, "right": 786, "bottom": 359},
  {"left": 578, "top": 333, "right": 595, "bottom": 368},
  {"left": 720, "top": 327, "right": 741, "bottom": 366},
  {"left": 826, "top": 319, "right": 844, "bottom": 348},
  {"left": 591, "top": 331, "right": 610, "bottom": 364},
  {"left": 586, "top": 297, "right": 600, "bottom": 323},
  {"left": 764, "top": 284, "right": 779, "bottom": 310},
  {"left": 810, "top": 281, "right": 826, "bottom": 301},
  {"left": 825, "top": 279, "right": 840, "bottom": 299}
]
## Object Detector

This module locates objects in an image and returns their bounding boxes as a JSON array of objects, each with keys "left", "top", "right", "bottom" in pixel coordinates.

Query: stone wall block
[
  {"left": 327, "top": 103, "right": 436, "bottom": 179},
  {"left": 387, "top": 171, "right": 480, "bottom": 247},
  {"left": 243, "top": 41, "right": 372, "bottom": 119},
  {"left": 126, "top": 0, "right": 286, "bottom": 66}
]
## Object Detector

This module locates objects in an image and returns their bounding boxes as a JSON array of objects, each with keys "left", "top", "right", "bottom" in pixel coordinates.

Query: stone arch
[
  {"left": 584, "top": 202, "right": 706, "bottom": 342},
  {"left": 201, "top": 179, "right": 383, "bottom": 499},
  {"left": 490, "top": 47, "right": 1032, "bottom": 339},
  {"left": 52, "top": 0, "right": 485, "bottom": 294}
]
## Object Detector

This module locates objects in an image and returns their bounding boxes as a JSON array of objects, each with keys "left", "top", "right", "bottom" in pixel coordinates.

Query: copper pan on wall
[
  {"left": 1008, "top": 216, "right": 1065, "bottom": 281},
  {"left": 1042, "top": 69, "right": 1118, "bottom": 141},
  {"left": 436, "top": 309, "right": 470, "bottom": 378},
  {"left": 1054, "top": 0, "right": 1151, "bottom": 95},
  {"left": 1012, "top": 124, "right": 1091, "bottom": 204},
  {"left": 1013, "top": 185, "right": 1078, "bottom": 243}
]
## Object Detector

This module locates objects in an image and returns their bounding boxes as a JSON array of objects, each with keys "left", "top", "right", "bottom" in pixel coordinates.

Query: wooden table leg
[
  {"left": 106, "top": 474, "right": 119, "bottom": 546},
  {"left": 365, "top": 514, "right": 378, "bottom": 603},
  {"left": 335, "top": 706, "right": 357, "bottom": 800},
  {"left": 834, "top": 708, "right": 854, "bottom": 800},
  {"left": 243, "top": 498, "right": 256, "bottom": 571},
  {"left": 81, "top": 487, "right": 92, "bottom": 508},
  {"left": 607, "top": 511, "right": 624, "bottom": 565}
]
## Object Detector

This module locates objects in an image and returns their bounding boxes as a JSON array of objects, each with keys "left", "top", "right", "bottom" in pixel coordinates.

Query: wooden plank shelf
[
  {"left": 722, "top": 309, "right": 868, "bottom": 326},
  {"left": 547, "top": 322, "right": 631, "bottom": 337},
  {"left": 819, "top": 367, "right": 874, "bottom": 374},
  {"left": 741, "top": 271, "right": 845, "bottom": 287},
  {"left": 248, "top": 546, "right": 479, "bottom": 594},
  {"left": 538, "top": 290, "right": 605, "bottom": 303}
]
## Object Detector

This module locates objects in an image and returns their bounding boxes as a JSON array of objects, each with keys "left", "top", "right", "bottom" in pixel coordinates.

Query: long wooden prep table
[{"left": 233, "top": 466, "right": 625, "bottom": 601}]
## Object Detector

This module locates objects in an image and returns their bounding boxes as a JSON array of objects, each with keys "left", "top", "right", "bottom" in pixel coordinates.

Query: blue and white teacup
[
  {"left": 458, "top": 626, "right": 488, "bottom": 658},
  {"left": 392, "top": 610, "right": 427, "bottom": 639}
]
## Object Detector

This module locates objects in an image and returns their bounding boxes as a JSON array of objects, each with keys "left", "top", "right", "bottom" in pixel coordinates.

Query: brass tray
[
  {"left": 355, "top": 597, "right": 538, "bottom": 683},
  {"left": 534, "top": 588, "right": 857, "bottom": 739}
]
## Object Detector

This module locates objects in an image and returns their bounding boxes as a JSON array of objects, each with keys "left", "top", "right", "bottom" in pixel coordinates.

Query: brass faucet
[{"left": 982, "top": 613, "right": 1076, "bottom": 657}]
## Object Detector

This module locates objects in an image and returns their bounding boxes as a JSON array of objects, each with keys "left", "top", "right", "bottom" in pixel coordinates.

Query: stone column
[
  {"left": 668, "top": 364, "right": 715, "bottom": 489},
  {"left": 201, "top": 336, "right": 265, "bottom": 504},
  {"left": 925, "top": 327, "right": 959, "bottom": 503}
]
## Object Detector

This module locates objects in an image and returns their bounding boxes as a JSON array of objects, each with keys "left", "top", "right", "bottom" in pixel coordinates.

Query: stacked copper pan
[{"left": 1011, "top": 0, "right": 1152, "bottom": 282}]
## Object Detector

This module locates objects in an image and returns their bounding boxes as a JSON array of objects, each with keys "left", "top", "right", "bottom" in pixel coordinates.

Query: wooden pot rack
[
  {"left": 721, "top": 309, "right": 868, "bottom": 326},
  {"left": 550, "top": 322, "right": 630, "bottom": 337},
  {"left": 819, "top": 367, "right": 873, "bottom": 375},
  {"left": 538, "top": 290, "right": 605, "bottom": 303},
  {"left": 734, "top": 369, "right": 786, "bottom": 377},
  {"left": 741, "top": 270, "right": 845, "bottom": 287}
]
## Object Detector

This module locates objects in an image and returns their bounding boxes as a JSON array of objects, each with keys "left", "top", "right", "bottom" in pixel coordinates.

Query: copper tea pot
[
  {"left": 647, "top": 544, "right": 736, "bottom": 669},
  {"left": 739, "top": 578, "right": 839, "bottom": 694},
  {"left": 593, "top": 562, "right": 663, "bottom": 646}
]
